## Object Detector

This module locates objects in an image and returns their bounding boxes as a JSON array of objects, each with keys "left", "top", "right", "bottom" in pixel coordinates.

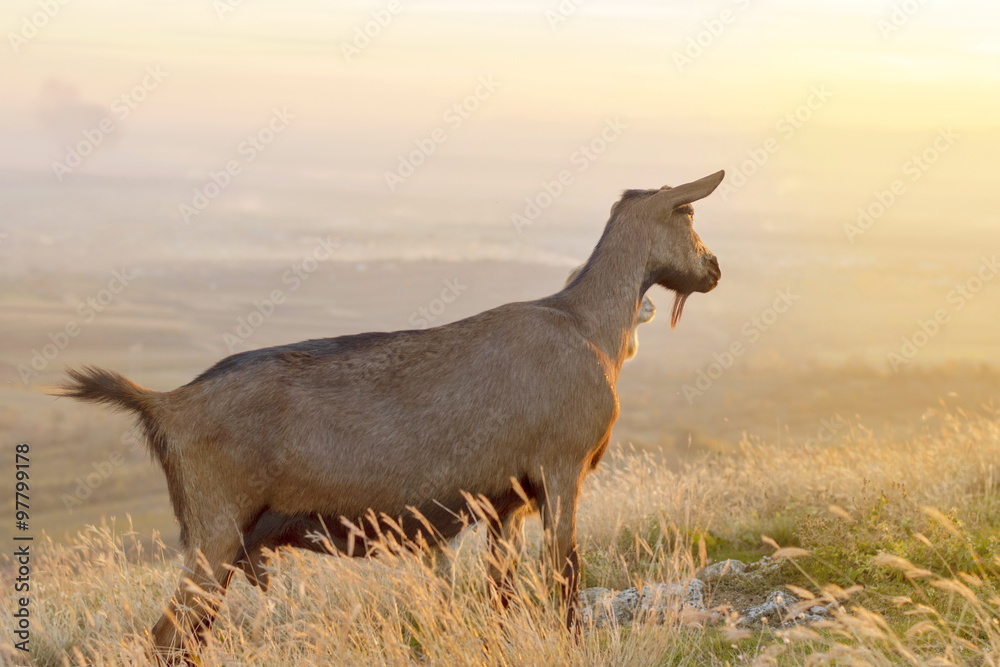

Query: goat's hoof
[
  {"left": 244, "top": 566, "right": 270, "bottom": 591},
  {"left": 242, "top": 560, "right": 271, "bottom": 591}
]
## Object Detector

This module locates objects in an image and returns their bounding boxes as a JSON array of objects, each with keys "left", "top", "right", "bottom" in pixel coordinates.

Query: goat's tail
[
  {"left": 55, "top": 366, "right": 194, "bottom": 546},
  {"left": 55, "top": 366, "right": 169, "bottom": 469}
]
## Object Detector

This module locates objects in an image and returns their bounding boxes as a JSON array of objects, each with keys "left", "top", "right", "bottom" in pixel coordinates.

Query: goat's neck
[{"left": 562, "top": 219, "right": 650, "bottom": 371}]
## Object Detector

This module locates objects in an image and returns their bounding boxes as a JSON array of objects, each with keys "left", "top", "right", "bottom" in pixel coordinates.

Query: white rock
[
  {"left": 745, "top": 555, "right": 782, "bottom": 576},
  {"left": 739, "top": 590, "right": 797, "bottom": 626},
  {"left": 739, "top": 591, "right": 831, "bottom": 627},
  {"left": 580, "top": 579, "right": 710, "bottom": 628},
  {"left": 699, "top": 559, "right": 747, "bottom": 582},
  {"left": 579, "top": 559, "right": 828, "bottom": 631}
]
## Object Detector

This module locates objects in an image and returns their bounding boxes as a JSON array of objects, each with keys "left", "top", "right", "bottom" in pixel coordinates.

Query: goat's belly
[
  {"left": 267, "top": 480, "right": 528, "bottom": 549},
  {"left": 270, "top": 468, "right": 524, "bottom": 515}
]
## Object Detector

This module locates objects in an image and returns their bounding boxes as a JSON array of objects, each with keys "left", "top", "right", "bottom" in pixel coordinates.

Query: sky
[
  {"left": 1, "top": 0, "right": 998, "bottom": 237},
  {"left": 1, "top": 0, "right": 999, "bottom": 384}
]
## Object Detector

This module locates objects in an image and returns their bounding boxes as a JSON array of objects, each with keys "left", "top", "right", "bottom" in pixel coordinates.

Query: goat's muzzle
[{"left": 705, "top": 254, "right": 721, "bottom": 286}]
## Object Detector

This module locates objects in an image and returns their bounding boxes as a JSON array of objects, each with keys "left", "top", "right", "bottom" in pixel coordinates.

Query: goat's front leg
[
  {"left": 237, "top": 513, "right": 343, "bottom": 590},
  {"left": 487, "top": 505, "right": 529, "bottom": 609},
  {"left": 538, "top": 474, "right": 582, "bottom": 630}
]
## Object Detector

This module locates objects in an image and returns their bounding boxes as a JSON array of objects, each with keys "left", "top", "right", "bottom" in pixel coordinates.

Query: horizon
[{"left": 1, "top": 0, "right": 997, "bottom": 239}]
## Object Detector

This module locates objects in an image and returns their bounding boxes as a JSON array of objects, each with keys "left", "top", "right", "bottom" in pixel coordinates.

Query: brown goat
[
  {"left": 56, "top": 170, "right": 724, "bottom": 658},
  {"left": 229, "top": 262, "right": 658, "bottom": 592}
]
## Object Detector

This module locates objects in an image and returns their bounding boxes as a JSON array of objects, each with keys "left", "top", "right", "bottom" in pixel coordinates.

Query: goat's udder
[{"left": 670, "top": 292, "right": 689, "bottom": 329}]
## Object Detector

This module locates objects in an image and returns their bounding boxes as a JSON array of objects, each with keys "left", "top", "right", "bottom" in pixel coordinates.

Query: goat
[
  {"left": 566, "top": 263, "right": 655, "bottom": 360},
  {"left": 229, "top": 263, "right": 658, "bottom": 592},
  {"left": 56, "top": 170, "right": 724, "bottom": 657}
]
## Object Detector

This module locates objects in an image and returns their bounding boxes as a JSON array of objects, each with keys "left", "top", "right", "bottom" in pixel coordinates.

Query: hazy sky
[
  {"left": 1, "top": 1, "right": 998, "bottom": 380},
  {"left": 1, "top": 0, "right": 998, "bottom": 234}
]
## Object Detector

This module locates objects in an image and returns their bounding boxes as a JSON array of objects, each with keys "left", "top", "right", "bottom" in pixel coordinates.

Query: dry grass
[{"left": 3, "top": 408, "right": 1000, "bottom": 666}]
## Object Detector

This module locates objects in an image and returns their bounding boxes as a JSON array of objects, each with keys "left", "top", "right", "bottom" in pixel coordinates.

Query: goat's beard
[{"left": 670, "top": 292, "right": 689, "bottom": 328}]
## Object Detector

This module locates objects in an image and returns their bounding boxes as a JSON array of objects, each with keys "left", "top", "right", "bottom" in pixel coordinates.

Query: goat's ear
[{"left": 656, "top": 170, "right": 725, "bottom": 209}]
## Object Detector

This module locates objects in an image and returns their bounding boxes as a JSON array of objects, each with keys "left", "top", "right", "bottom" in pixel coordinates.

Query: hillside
[{"left": 3, "top": 409, "right": 999, "bottom": 665}]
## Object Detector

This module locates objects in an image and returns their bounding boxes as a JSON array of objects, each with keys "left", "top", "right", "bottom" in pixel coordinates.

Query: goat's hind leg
[{"left": 150, "top": 532, "right": 243, "bottom": 661}]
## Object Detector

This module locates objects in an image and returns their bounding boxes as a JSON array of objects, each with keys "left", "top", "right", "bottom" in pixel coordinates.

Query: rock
[
  {"left": 609, "top": 586, "right": 641, "bottom": 625},
  {"left": 738, "top": 590, "right": 831, "bottom": 628},
  {"left": 787, "top": 603, "right": 831, "bottom": 625},
  {"left": 638, "top": 581, "right": 700, "bottom": 619},
  {"left": 581, "top": 587, "right": 634, "bottom": 626},
  {"left": 579, "top": 558, "right": 831, "bottom": 631},
  {"left": 579, "top": 579, "right": 710, "bottom": 628},
  {"left": 699, "top": 559, "right": 747, "bottom": 582},
  {"left": 739, "top": 590, "right": 797, "bottom": 626},
  {"left": 579, "top": 586, "right": 632, "bottom": 627},
  {"left": 744, "top": 555, "right": 782, "bottom": 576}
]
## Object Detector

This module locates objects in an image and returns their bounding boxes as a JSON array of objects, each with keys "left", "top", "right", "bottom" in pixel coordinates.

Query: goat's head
[
  {"left": 613, "top": 170, "right": 724, "bottom": 327},
  {"left": 566, "top": 264, "right": 655, "bottom": 360}
]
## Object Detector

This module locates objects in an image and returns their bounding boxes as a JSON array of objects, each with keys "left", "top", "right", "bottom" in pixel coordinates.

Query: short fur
[
  {"left": 229, "top": 263, "right": 658, "bottom": 591},
  {"left": 55, "top": 170, "right": 725, "bottom": 658}
]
